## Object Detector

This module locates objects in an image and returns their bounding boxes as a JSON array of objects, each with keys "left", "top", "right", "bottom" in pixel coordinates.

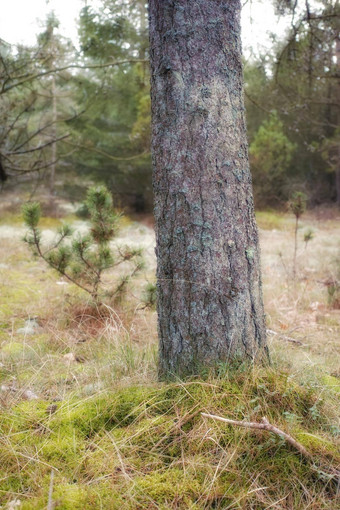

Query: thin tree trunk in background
[
  {"left": 49, "top": 22, "right": 57, "bottom": 197},
  {"left": 293, "top": 215, "right": 298, "bottom": 279},
  {"left": 139, "top": 0, "right": 147, "bottom": 40},
  {"left": 336, "top": 155, "right": 340, "bottom": 206},
  {"left": 49, "top": 72, "right": 57, "bottom": 195},
  {"left": 138, "top": 1, "right": 148, "bottom": 86},
  {"left": 336, "top": 37, "right": 340, "bottom": 206},
  {"left": 149, "top": 0, "right": 268, "bottom": 378}
]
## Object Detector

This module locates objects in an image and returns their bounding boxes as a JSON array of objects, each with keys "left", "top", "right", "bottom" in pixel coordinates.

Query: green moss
[
  {"left": 295, "top": 431, "right": 338, "bottom": 456},
  {"left": 0, "top": 400, "right": 52, "bottom": 434},
  {"left": 0, "top": 213, "right": 24, "bottom": 225},
  {"left": 134, "top": 468, "right": 201, "bottom": 508},
  {"left": 113, "top": 386, "right": 152, "bottom": 425},
  {"left": 1, "top": 371, "right": 339, "bottom": 508},
  {"left": 40, "top": 434, "right": 85, "bottom": 467},
  {"left": 19, "top": 481, "right": 125, "bottom": 510},
  {"left": 1, "top": 341, "right": 25, "bottom": 357},
  {"left": 323, "top": 375, "right": 340, "bottom": 394},
  {"left": 256, "top": 210, "right": 286, "bottom": 230},
  {"left": 20, "top": 483, "right": 88, "bottom": 510},
  {"left": 246, "top": 246, "right": 255, "bottom": 262}
]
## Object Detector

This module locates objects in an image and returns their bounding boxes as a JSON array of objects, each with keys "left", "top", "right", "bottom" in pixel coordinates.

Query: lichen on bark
[{"left": 149, "top": 0, "right": 268, "bottom": 378}]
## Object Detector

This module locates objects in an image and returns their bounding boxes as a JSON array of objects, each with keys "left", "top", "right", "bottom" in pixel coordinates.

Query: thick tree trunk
[{"left": 149, "top": 0, "right": 268, "bottom": 378}]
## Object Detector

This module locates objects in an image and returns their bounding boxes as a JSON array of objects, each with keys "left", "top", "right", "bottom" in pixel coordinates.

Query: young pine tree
[
  {"left": 289, "top": 191, "right": 307, "bottom": 279},
  {"left": 22, "top": 185, "right": 144, "bottom": 302}
]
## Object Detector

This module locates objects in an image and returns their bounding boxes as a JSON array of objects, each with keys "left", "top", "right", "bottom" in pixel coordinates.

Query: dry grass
[
  {"left": 260, "top": 210, "right": 340, "bottom": 377},
  {"left": 0, "top": 199, "right": 339, "bottom": 509}
]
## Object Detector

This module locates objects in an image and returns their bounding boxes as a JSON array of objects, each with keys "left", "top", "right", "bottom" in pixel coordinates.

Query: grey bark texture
[{"left": 149, "top": 0, "right": 268, "bottom": 378}]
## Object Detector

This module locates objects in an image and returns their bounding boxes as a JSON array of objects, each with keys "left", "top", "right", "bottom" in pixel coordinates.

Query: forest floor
[{"left": 0, "top": 193, "right": 339, "bottom": 509}]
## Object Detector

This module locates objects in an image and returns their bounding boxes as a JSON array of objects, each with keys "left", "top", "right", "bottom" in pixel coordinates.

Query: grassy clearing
[
  {"left": 255, "top": 210, "right": 287, "bottom": 231},
  {"left": 0, "top": 202, "right": 339, "bottom": 508}
]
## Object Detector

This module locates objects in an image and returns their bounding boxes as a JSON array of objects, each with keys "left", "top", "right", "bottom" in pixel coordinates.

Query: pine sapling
[
  {"left": 289, "top": 191, "right": 307, "bottom": 279},
  {"left": 304, "top": 228, "right": 314, "bottom": 249},
  {"left": 22, "top": 185, "right": 144, "bottom": 303},
  {"left": 141, "top": 282, "right": 157, "bottom": 309}
]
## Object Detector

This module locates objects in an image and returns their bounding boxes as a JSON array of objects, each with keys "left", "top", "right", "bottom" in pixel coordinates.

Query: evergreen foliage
[
  {"left": 250, "top": 112, "right": 297, "bottom": 204},
  {"left": 67, "top": 0, "right": 152, "bottom": 211},
  {"left": 0, "top": 14, "right": 77, "bottom": 185},
  {"left": 245, "top": 0, "right": 339, "bottom": 206},
  {"left": 304, "top": 228, "right": 314, "bottom": 249},
  {"left": 22, "top": 185, "right": 144, "bottom": 302},
  {"left": 289, "top": 191, "right": 307, "bottom": 219}
]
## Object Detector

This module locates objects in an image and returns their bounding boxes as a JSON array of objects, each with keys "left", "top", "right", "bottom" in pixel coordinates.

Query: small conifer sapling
[
  {"left": 22, "top": 185, "right": 144, "bottom": 303},
  {"left": 304, "top": 228, "right": 314, "bottom": 249},
  {"left": 289, "top": 191, "right": 307, "bottom": 279}
]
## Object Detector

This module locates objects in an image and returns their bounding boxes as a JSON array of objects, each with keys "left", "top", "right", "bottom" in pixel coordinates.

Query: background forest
[
  {"left": 1, "top": 0, "right": 339, "bottom": 209},
  {"left": 0, "top": 1, "right": 340, "bottom": 509}
]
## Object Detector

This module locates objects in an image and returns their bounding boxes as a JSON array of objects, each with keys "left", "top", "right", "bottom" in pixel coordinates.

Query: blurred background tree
[
  {"left": 66, "top": 0, "right": 152, "bottom": 211},
  {"left": 0, "top": 14, "right": 78, "bottom": 191},
  {"left": 245, "top": 0, "right": 340, "bottom": 206},
  {"left": 249, "top": 111, "right": 297, "bottom": 205}
]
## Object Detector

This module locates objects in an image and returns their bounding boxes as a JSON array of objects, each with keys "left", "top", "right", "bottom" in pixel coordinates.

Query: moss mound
[{"left": 0, "top": 369, "right": 339, "bottom": 509}]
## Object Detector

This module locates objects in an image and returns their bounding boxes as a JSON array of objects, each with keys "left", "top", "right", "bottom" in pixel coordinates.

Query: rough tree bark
[{"left": 149, "top": 0, "right": 268, "bottom": 378}]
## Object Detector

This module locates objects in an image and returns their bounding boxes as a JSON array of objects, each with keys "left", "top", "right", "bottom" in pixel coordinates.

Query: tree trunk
[
  {"left": 149, "top": 0, "right": 268, "bottom": 378},
  {"left": 49, "top": 23, "right": 57, "bottom": 196},
  {"left": 336, "top": 158, "right": 340, "bottom": 207}
]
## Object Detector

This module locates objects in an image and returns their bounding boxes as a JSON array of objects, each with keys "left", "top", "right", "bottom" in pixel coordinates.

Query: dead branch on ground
[{"left": 201, "top": 413, "right": 340, "bottom": 487}]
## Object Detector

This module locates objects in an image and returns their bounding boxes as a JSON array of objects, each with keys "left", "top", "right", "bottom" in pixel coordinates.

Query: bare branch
[
  {"left": 62, "top": 139, "right": 150, "bottom": 161},
  {"left": 244, "top": 90, "right": 272, "bottom": 114},
  {"left": 1, "top": 59, "right": 148, "bottom": 94},
  {"left": 13, "top": 109, "right": 85, "bottom": 152},
  {"left": 267, "top": 328, "right": 304, "bottom": 345},
  {"left": 201, "top": 412, "right": 340, "bottom": 483},
  {"left": 5, "top": 134, "right": 70, "bottom": 155},
  {"left": 202, "top": 413, "right": 310, "bottom": 457}
]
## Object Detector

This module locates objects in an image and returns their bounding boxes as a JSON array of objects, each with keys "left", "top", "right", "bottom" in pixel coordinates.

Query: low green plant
[
  {"left": 304, "top": 228, "right": 314, "bottom": 249},
  {"left": 278, "top": 192, "right": 314, "bottom": 282},
  {"left": 327, "top": 282, "right": 340, "bottom": 309},
  {"left": 142, "top": 282, "right": 157, "bottom": 309},
  {"left": 22, "top": 185, "right": 144, "bottom": 303},
  {"left": 329, "top": 256, "right": 340, "bottom": 309},
  {"left": 289, "top": 191, "right": 307, "bottom": 219}
]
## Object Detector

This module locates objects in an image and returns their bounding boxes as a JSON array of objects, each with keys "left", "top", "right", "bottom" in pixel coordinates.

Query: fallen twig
[
  {"left": 201, "top": 413, "right": 310, "bottom": 457},
  {"left": 201, "top": 413, "right": 340, "bottom": 487},
  {"left": 267, "top": 328, "right": 304, "bottom": 346}
]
